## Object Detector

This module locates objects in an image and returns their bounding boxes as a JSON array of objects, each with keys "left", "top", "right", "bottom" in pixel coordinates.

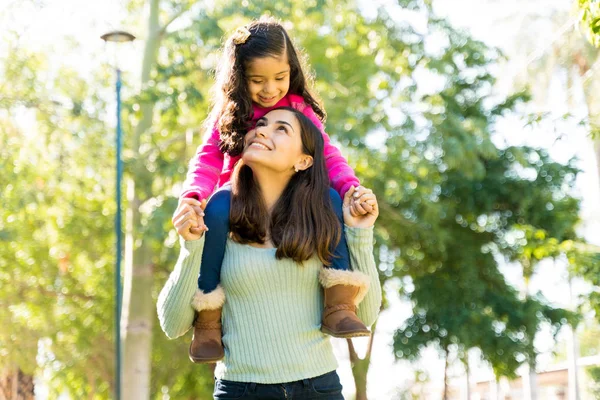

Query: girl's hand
[
  {"left": 172, "top": 198, "right": 208, "bottom": 241},
  {"left": 348, "top": 185, "right": 376, "bottom": 217},
  {"left": 343, "top": 186, "right": 378, "bottom": 228}
]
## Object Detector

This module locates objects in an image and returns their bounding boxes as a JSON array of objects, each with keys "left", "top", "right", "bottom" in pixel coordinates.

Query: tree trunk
[
  {"left": 594, "top": 139, "right": 600, "bottom": 191},
  {"left": 121, "top": 0, "right": 161, "bottom": 399},
  {"left": 352, "top": 355, "right": 369, "bottom": 400},
  {"left": 522, "top": 366, "right": 538, "bottom": 400},
  {"left": 577, "top": 52, "right": 600, "bottom": 197},
  {"left": 521, "top": 275, "right": 538, "bottom": 400},
  {"left": 443, "top": 347, "right": 449, "bottom": 400},
  {"left": 465, "top": 354, "right": 471, "bottom": 400},
  {"left": 0, "top": 367, "right": 35, "bottom": 400},
  {"left": 490, "top": 377, "right": 499, "bottom": 400},
  {"left": 348, "top": 320, "right": 378, "bottom": 400},
  {"left": 567, "top": 277, "right": 580, "bottom": 400}
]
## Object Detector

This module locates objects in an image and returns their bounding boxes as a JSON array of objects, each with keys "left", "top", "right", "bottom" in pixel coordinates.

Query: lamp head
[{"left": 100, "top": 31, "right": 135, "bottom": 43}]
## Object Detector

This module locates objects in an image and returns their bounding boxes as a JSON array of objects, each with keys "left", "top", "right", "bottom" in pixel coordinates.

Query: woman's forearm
[
  {"left": 157, "top": 236, "right": 205, "bottom": 339},
  {"left": 345, "top": 226, "right": 382, "bottom": 327}
]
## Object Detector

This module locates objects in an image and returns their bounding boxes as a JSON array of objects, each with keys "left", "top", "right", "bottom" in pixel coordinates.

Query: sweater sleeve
[
  {"left": 300, "top": 104, "right": 360, "bottom": 198},
  {"left": 345, "top": 226, "right": 382, "bottom": 327},
  {"left": 157, "top": 236, "right": 205, "bottom": 339},
  {"left": 180, "top": 125, "right": 224, "bottom": 201}
]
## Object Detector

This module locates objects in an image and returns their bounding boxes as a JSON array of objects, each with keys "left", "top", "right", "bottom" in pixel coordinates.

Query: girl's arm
[
  {"left": 180, "top": 126, "right": 224, "bottom": 201},
  {"left": 300, "top": 104, "right": 360, "bottom": 197},
  {"left": 157, "top": 237, "right": 205, "bottom": 339},
  {"left": 345, "top": 226, "right": 382, "bottom": 327}
]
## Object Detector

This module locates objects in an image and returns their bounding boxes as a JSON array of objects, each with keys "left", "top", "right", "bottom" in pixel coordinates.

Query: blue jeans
[
  {"left": 197, "top": 187, "right": 351, "bottom": 292},
  {"left": 213, "top": 370, "right": 344, "bottom": 399}
]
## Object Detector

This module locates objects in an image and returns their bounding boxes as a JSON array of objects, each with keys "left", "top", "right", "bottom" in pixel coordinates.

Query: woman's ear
[{"left": 294, "top": 155, "right": 313, "bottom": 172}]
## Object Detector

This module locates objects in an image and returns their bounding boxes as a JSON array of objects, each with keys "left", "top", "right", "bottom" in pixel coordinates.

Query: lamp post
[{"left": 100, "top": 30, "right": 135, "bottom": 400}]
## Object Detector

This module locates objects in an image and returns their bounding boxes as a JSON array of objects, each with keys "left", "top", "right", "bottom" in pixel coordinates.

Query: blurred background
[{"left": 2, "top": 0, "right": 600, "bottom": 399}]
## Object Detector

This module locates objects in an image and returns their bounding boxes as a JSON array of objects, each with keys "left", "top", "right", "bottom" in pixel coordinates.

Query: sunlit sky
[{"left": 3, "top": 0, "right": 599, "bottom": 398}]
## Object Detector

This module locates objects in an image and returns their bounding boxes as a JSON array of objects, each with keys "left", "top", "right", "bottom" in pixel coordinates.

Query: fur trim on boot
[
  {"left": 319, "top": 268, "right": 370, "bottom": 305},
  {"left": 191, "top": 285, "right": 226, "bottom": 312}
]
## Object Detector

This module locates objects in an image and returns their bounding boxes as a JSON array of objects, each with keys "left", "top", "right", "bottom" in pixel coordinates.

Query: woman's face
[{"left": 242, "top": 109, "right": 306, "bottom": 173}]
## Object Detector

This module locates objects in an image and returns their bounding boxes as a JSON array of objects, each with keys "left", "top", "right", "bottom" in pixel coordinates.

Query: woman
[{"left": 158, "top": 107, "right": 382, "bottom": 399}]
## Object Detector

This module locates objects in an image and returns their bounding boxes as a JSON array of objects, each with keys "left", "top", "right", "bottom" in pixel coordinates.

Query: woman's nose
[{"left": 256, "top": 127, "right": 267, "bottom": 137}]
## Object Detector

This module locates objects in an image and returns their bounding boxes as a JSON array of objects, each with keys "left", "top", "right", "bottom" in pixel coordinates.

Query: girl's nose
[{"left": 263, "top": 81, "right": 274, "bottom": 94}]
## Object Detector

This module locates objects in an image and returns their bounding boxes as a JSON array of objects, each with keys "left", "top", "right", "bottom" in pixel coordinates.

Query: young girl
[
  {"left": 160, "top": 107, "right": 381, "bottom": 398},
  {"left": 179, "top": 18, "right": 372, "bottom": 363}
]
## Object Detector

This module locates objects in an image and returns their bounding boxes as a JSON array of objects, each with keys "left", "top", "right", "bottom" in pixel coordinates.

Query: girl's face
[
  {"left": 242, "top": 109, "right": 311, "bottom": 173},
  {"left": 245, "top": 55, "right": 291, "bottom": 108}
]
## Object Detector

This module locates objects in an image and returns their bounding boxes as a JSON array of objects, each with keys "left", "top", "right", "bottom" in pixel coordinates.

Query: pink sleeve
[
  {"left": 180, "top": 125, "right": 224, "bottom": 200},
  {"left": 300, "top": 103, "right": 360, "bottom": 197}
]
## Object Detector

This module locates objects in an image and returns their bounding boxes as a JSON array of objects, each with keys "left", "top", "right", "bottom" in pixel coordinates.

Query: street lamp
[{"left": 101, "top": 29, "right": 135, "bottom": 400}]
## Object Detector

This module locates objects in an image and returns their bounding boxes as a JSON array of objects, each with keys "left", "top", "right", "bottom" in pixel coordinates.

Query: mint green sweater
[{"left": 157, "top": 226, "right": 381, "bottom": 384}]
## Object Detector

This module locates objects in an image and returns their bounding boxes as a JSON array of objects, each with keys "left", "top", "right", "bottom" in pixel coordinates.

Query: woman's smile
[{"left": 248, "top": 141, "right": 271, "bottom": 151}]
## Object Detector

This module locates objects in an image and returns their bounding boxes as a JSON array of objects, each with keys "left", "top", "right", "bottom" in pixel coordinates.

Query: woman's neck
[{"left": 252, "top": 168, "right": 292, "bottom": 212}]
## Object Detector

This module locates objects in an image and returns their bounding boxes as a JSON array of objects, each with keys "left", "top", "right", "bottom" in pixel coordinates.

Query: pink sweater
[{"left": 181, "top": 93, "right": 360, "bottom": 201}]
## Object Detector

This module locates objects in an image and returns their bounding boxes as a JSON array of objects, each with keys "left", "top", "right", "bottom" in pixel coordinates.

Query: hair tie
[{"left": 232, "top": 26, "right": 251, "bottom": 45}]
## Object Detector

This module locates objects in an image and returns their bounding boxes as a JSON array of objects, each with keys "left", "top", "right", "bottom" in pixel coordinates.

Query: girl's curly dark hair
[{"left": 206, "top": 16, "right": 326, "bottom": 157}]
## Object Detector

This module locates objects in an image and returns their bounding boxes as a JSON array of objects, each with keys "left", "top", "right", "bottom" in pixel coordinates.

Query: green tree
[
  {"left": 4, "top": 1, "right": 597, "bottom": 399},
  {"left": 0, "top": 41, "right": 117, "bottom": 397},
  {"left": 371, "top": 2, "right": 595, "bottom": 397},
  {"left": 132, "top": 0, "right": 423, "bottom": 396},
  {"left": 126, "top": 0, "right": 597, "bottom": 397},
  {"left": 393, "top": 147, "right": 582, "bottom": 396},
  {"left": 578, "top": 0, "right": 600, "bottom": 46},
  {"left": 476, "top": 4, "right": 600, "bottom": 396}
]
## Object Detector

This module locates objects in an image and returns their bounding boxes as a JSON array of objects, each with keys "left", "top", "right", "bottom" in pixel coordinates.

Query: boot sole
[
  {"left": 321, "top": 326, "right": 371, "bottom": 338},
  {"left": 188, "top": 353, "right": 224, "bottom": 364}
]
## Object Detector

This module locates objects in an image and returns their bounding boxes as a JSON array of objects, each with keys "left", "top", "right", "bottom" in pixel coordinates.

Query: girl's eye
[
  {"left": 252, "top": 80, "right": 263, "bottom": 84},
  {"left": 276, "top": 77, "right": 284, "bottom": 81},
  {"left": 256, "top": 121, "right": 266, "bottom": 127},
  {"left": 277, "top": 125, "right": 288, "bottom": 133}
]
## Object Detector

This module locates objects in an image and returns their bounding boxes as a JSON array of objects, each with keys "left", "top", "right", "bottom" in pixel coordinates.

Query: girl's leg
[
  {"left": 327, "top": 188, "right": 350, "bottom": 271},
  {"left": 189, "top": 188, "right": 231, "bottom": 364},
  {"left": 319, "top": 188, "right": 371, "bottom": 338},
  {"left": 197, "top": 188, "right": 232, "bottom": 292}
]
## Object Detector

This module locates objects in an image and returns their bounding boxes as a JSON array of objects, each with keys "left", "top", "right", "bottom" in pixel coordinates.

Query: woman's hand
[
  {"left": 343, "top": 186, "right": 378, "bottom": 228},
  {"left": 172, "top": 198, "right": 208, "bottom": 241}
]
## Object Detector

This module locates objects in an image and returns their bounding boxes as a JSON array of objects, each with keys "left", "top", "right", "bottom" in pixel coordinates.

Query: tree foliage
[
  {"left": 2, "top": 0, "right": 599, "bottom": 398},
  {"left": 381, "top": 1, "right": 597, "bottom": 384},
  {"left": 579, "top": 0, "right": 600, "bottom": 47},
  {"left": 1, "top": 42, "right": 116, "bottom": 397}
]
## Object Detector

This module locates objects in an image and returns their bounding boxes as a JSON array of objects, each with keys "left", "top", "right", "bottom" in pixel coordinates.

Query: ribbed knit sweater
[{"left": 157, "top": 226, "right": 381, "bottom": 384}]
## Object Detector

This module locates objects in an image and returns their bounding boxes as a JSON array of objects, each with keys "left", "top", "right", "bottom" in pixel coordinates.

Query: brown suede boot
[
  {"left": 189, "top": 286, "right": 225, "bottom": 363},
  {"left": 319, "top": 268, "right": 371, "bottom": 338}
]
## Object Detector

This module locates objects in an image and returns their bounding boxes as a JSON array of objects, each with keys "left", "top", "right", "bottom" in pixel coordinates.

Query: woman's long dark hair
[
  {"left": 229, "top": 107, "right": 340, "bottom": 265},
  {"left": 208, "top": 16, "right": 326, "bottom": 157}
]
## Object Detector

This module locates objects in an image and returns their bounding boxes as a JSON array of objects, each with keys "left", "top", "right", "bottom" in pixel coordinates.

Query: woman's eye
[
  {"left": 276, "top": 77, "right": 284, "bottom": 81},
  {"left": 252, "top": 80, "right": 263, "bottom": 84},
  {"left": 277, "top": 126, "right": 288, "bottom": 133},
  {"left": 256, "top": 121, "right": 266, "bottom": 127}
]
